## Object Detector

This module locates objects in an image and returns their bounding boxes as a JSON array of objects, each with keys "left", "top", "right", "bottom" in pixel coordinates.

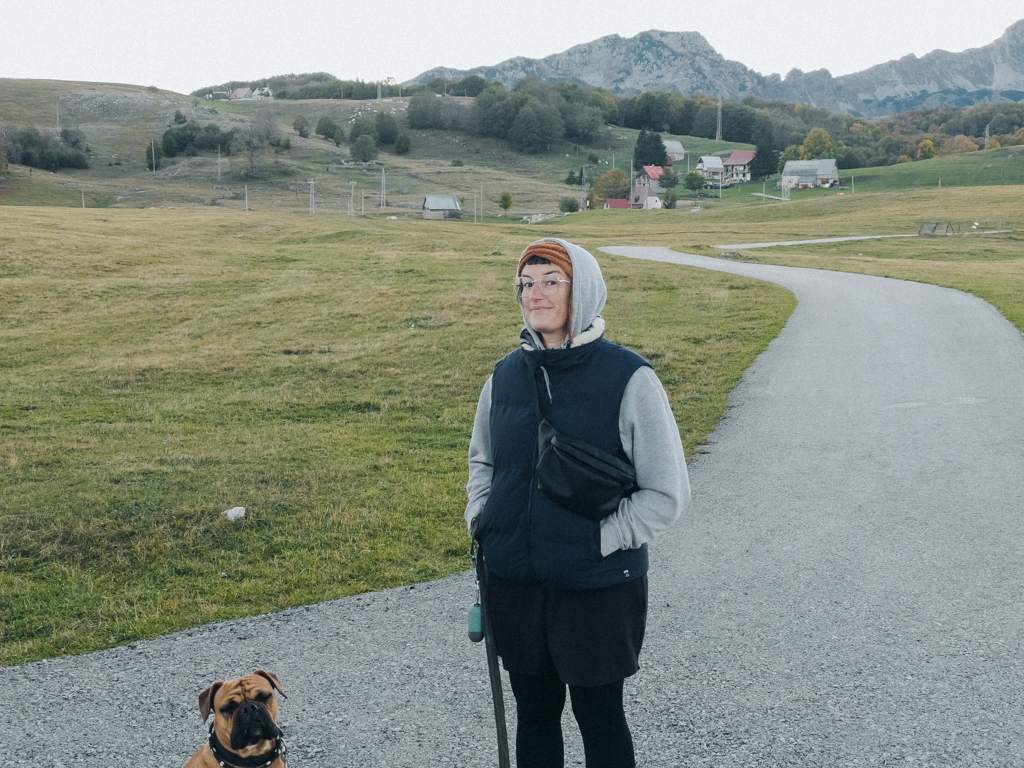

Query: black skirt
[{"left": 485, "top": 571, "right": 648, "bottom": 687}]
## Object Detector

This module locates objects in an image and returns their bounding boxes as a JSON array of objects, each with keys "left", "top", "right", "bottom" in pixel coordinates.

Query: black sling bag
[{"left": 528, "top": 366, "right": 637, "bottom": 521}]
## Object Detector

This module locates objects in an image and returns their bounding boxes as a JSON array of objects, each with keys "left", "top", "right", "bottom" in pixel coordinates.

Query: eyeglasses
[{"left": 514, "top": 274, "right": 570, "bottom": 300}]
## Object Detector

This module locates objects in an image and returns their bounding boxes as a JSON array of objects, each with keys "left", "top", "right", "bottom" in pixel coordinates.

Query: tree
[
  {"left": 173, "top": 109, "right": 186, "bottom": 124},
  {"left": 633, "top": 129, "right": 667, "bottom": 168},
  {"left": 800, "top": 128, "right": 836, "bottom": 159},
  {"left": 407, "top": 91, "right": 442, "bottom": 129},
  {"left": 662, "top": 188, "right": 677, "bottom": 209},
  {"left": 659, "top": 168, "right": 680, "bottom": 189},
  {"left": 916, "top": 139, "right": 936, "bottom": 160},
  {"left": 350, "top": 134, "right": 378, "bottom": 162},
  {"left": 940, "top": 134, "right": 979, "bottom": 155},
  {"left": 683, "top": 171, "right": 705, "bottom": 196},
  {"left": 986, "top": 138, "right": 1002, "bottom": 149},
  {"left": 394, "top": 133, "right": 410, "bottom": 154},
  {"left": 498, "top": 191, "right": 513, "bottom": 216},
  {"left": 507, "top": 104, "right": 543, "bottom": 153},
  {"left": 559, "top": 197, "right": 581, "bottom": 213},
  {"left": 241, "top": 127, "right": 263, "bottom": 177},
  {"left": 333, "top": 127, "right": 344, "bottom": 147},
  {"left": 292, "top": 115, "right": 310, "bottom": 138},
  {"left": 592, "top": 168, "right": 629, "bottom": 205},
  {"left": 376, "top": 112, "right": 399, "bottom": 145},
  {"left": 315, "top": 116, "right": 340, "bottom": 139},
  {"left": 251, "top": 110, "right": 278, "bottom": 147},
  {"left": 350, "top": 116, "right": 377, "bottom": 143},
  {"left": 565, "top": 169, "right": 578, "bottom": 186}
]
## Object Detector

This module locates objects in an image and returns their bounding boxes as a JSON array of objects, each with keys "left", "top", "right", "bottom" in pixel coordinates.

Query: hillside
[{"left": 0, "top": 78, "right": 750, "bottom": 214}]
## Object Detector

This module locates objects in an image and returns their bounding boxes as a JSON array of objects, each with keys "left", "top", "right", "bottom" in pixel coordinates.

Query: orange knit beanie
[{"left": 517, "top": 241, "right": 573, "bottom": 278}]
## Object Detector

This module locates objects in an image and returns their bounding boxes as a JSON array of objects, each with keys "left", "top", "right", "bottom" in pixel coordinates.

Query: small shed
[{"left": 422, "top": 195, "right": 462, "bottom": 220}]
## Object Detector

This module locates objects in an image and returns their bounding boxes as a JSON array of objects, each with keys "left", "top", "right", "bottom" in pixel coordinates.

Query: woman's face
[{"left": 519, "top": 263, "right": 571, "bottom": 348}]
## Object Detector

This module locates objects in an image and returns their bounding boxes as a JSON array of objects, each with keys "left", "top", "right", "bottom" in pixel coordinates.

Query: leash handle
[{"left": 471, "top": 533, "right": 511, "bottom": 768}]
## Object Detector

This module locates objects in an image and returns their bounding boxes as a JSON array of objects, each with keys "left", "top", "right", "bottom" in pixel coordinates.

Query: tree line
[{"left": 0, "top": 127, "right": 90, "bottom": 171}]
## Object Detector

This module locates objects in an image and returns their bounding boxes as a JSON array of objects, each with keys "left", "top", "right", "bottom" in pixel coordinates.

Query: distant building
[
  {"left": 724, "top": 150, "right": 756, "bottom": 183},
  {"left": 229, "top": 87, "right": 253, "bottom": 101},
  {"left": 604, "top": 198, "right": 630, "bottom": 210},
  {"left": 663, "top": 140, "right": 685, "bottom": 163},
  {"left": 695, "top": 155, "right": 724, "bottom": 182},
  {"left": 628, "top": 186, "right": 661, "bottom": 210},
  {"left": 636, "top": 165, "right": 665, "bottom": 192},
  {"left": 422, "top": 195, "right": 462, "bottom": 220},
  {"left": 779, "top": 159, "right": 839, "bottom": 188},
  {"left": 208, "top": 92, "right": 230, "bottom": 101}
]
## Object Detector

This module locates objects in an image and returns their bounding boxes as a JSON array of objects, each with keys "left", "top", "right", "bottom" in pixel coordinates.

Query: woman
[{"left": 466, "top": 238, "right": 690, "bottom": 768}]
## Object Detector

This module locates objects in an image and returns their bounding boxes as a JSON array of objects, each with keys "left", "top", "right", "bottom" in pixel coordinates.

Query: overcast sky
[{"left": 3, "top": 1, "right": 1022, "bottom": 95}]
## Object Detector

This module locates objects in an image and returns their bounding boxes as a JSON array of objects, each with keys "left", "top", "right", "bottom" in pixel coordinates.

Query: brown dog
[{"left": 184, "top": 670, "right": 287, "bottom": 768}]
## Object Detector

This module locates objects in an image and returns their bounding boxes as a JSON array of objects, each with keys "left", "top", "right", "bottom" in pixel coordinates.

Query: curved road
[{"left": 4, "top": 247, "right": 1024, "bottom": 767}]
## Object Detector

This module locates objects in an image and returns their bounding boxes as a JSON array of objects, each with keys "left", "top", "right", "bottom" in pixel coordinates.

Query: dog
[{"left": 184, "top": 670, "right": 287, "bottom": 768}]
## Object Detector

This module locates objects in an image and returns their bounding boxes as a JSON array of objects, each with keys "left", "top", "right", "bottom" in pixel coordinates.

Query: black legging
[{"left": 509, "top": 671, "right": 635, "bottom": 768}]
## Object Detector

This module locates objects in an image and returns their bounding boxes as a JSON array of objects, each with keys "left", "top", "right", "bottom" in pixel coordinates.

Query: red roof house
[
  {"left": 604, "top": 198, "right": 630, "bottom": 209},
  {"left": 724, "top": 150, "right": 756, "bottom": 182}
]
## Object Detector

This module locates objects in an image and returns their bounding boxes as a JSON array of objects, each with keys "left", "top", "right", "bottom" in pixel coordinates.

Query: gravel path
[
  {"left": 4, "top": 247, "right": 1024, "bottom": 767},
  {"left": 712, "top": 234, "right": 918, "bottom": 250}
]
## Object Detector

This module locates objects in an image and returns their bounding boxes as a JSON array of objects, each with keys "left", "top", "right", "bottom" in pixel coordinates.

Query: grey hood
[{"left": 519, "top": 238, "right": 607, "bottom": 349}]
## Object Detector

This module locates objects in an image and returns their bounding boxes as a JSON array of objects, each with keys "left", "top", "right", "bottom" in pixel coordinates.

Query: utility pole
[
  {"left": 380, "top": 168, "right": 386, "bottom": 208},
  {"left": 715, "top": 95, "right": 722, "bottom": 141},
  {"left": 56, "top": 96, "right": 60, "bottom": 132},
  {"left": 218, "top": 146, "right": 221, "bottom": 181},
  {"left": 81, "top": 191, "right": 85, "bottom": 208},
  {"left": 349, "top": 182, "right": 356, "bottom": 216},
  {"left": 308, "top": 179, "right": 314, "bottom": 215},
  {"left": 361, "top": 191, "right": 365, "bottom": 215},
  {"left": 245, "top": 184, "right": 249, "bottom": 211},
  {"left": 151, "top": 139, "right": 156, "bottom": 172}
]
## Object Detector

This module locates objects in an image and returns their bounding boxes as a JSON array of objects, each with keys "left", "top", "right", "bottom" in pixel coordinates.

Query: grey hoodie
[{"left": 466, "top": 239, "right": 690, "bottom": 557}]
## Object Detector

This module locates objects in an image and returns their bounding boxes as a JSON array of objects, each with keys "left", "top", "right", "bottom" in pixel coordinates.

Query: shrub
[
  {"left": 333, "top": 127, "right": 344, "bottom": 147},
  {"left": 662, "top": 188, "right": 677, "bottom": 209},
  {"left": 315, "top": 116, "right": 340, "bottom": 139},
  {"left": 559, "top": 197, "right": 580, "bottom": 213},
  {"left": 350, "top": 134, "right": 378, "bottom": 162},
  {"left": 451, "top": 159, "right": 463, "bottom": 166},
  {"left": 393, "top": 133, "right": 410, "bottom": 154},
  {"left": 406, "top": 91, "right": 442, "bottom": 129},
  {"left": 292, "top": 115, "right": 310, "bottom": 138},
  {"left": 498, "top": 191, "right": 513, "bottom": 215},
  {"left": 173, "top": 110, "right": 186, "bottom": 124},
  {"left": 350, "top": 116, "right": 377, "bottom": 143},
  {"left": 4, "top": 126, "right": 89, "bottom": 171},
  {"left": 376, "top": 112, "right": 399, "bottom": 145}
]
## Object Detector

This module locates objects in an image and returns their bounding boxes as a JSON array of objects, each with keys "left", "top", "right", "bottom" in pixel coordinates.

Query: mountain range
[{"left": 407, "top": 20, "right": 1024, "bottom": 117}]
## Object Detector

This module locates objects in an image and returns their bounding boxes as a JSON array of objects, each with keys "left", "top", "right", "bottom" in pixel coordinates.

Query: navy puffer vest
[{"left": 477, "top": 338, "right": 650, "bottom": 590}]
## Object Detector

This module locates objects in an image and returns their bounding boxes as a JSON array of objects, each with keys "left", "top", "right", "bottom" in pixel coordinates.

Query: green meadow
[{"left": 0, "top": 206, "right": 794, "bottom": 665}]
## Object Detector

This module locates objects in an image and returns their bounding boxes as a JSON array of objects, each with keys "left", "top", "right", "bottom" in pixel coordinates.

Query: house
[
  {"left": 663, "top": 140, "right": 686, "bottom": 164},
  {"left": 695, "top": 155, "right": 724, "bottom": 182},
  {"left": 422, "top": 195, "right": 462, "bottom": 220},
  {"left": 636, "top": 165, "right": 665, "bottom": 192},
  {"left": 779, "top": 159, "right": 839, "bottom": 188},
  {"left": 252, "top": 87, "right": 273, "bottom": 101},
  {"left": 628, "top": 186, "right": 661, "bottom": 210},
  {"left": 724, "top": 150, "right": 756, "bottom": 183},
  {"left": 229, "top": 87, "right": 253, "bottom": 101},
  {"left": 603, "top": 198, "right": 630, "bottom": 209},
  {"left": 207, "top": 91, "right": 230, "bottom": 101}
]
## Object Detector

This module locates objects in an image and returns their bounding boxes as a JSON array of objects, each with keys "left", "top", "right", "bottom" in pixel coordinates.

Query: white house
[
  {"left": 422, "top": 195, "right": 462, "bottom": 220},
  {"left": 635, "top": 165, "right": 665, "bottom": 193},
  {"left": 628, "top": 186, "right": 661, "bottom": 209},
  {"left": 724, "top": 150, "right": 756, "bottom": 183},
  {"left": 695, "top": 155, "right": 724, "bottom": 182}
]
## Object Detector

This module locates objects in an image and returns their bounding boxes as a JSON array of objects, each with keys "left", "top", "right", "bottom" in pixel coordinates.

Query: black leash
[{"left": 470, "top": 530, "right": 511, "bottom": 768}]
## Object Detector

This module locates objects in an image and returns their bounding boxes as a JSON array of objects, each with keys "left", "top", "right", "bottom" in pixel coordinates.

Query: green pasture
[
  {"left": 840, "top": 147, "right": 1024, "bottom": 191},
  {"left": 0, "top": 206, "right": 794, "bottom": 665}
]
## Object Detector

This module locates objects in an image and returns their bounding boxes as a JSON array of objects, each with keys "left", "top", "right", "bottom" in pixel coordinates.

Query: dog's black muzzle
[{"left": 230, "top": 701, "right": 281, "bottom": 751}]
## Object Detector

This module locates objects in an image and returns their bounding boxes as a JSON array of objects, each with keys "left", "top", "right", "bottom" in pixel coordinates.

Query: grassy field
[{"left": 0, "top": 206, "right": 795, "bottom": 665}]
